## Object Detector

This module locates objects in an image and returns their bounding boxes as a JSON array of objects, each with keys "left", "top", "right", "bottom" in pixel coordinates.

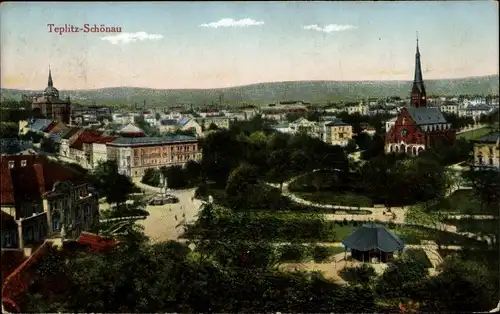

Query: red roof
[
  {"left": 1, "top": 250, "right": 26, "bottom": 286},
  {"left": 95, "top": 136, "right": 118, "bottom": 144},
  {"left": 2, "top": 241, "right": 50, "bottom": 303},
  {"left": 77, "top": 232, "right": 119, "bottom": 252},
  {"left": 43, "top": 122, "right": 57, "bottom": 133},
  {"left": 0, "top": 156, "right": 86, "bottom": 206},
  {"left": 70, "top": 130, "right": 106, "bottom": 149}
]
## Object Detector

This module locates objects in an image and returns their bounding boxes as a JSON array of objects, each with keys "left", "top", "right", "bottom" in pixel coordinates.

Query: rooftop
[
  {"left": 406, "top": 107, "right": 448, "bottom": 125},
  {"left": 108, "top": 134, "right": 198, "bottom": 147}
]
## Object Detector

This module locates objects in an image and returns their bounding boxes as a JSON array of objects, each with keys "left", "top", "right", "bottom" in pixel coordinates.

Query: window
[
  {"left": 4, "top": 232, "right": 12, "bottom": 247},
  {"left": 489, "top": 158, "right": 493, "bottom": 165},
  {"left": 52, "top": 212, "right": 61, "bottom": 231},
  {"left": 84, "top": 204, "right": 91, "bottom": 219},
  {"left": 8, "top": 160, "right": 14, "bottom": 168},
  {"left": 21, "top": 160, "right": 27, "bottom": 167}
]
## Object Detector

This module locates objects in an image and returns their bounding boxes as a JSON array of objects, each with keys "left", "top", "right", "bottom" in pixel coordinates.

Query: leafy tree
[
  {"left": 208, "top": 122, "right": 219, "bottom": 131},
  {"left": 340, "top": 264, "right": 376, "bottom": 286},
  {"left": 184, "top": 160, "right": 202, "bottom": 184},
  {"left": 92, "top": 160, "right": 135, "bottom": 208},
  {"left": 225, "top": 164, "right": 259, "bottom": 209},
  {"left": 376, "top": 257, "right": 428, "bottom": 296},
  {"left": 414, "top": 256, "right": 498, "bottom": 313},
  {"left": 0, "top": 122, "right": 19, "bottom": 138},
  {"left": 312, "top": 245, "right": 332, "bottom": 262},
  {"left": 40, "top": 137, "right": 59, "bottom": 154},
  {"left": 201, "top": 130, "right": 243, "bottom": 186},
  {"left": 267, "top": 149, "right": 293, "bottom": 190},
  {"left": 463, "top": 169, "right": 500, "bottom": 216},
  {"left": 161, "top": 165, "right": 188, "bottom": 189},
  {"left": 278, "top": 244, "right": 309, "bottom": 262},
  {"left": 141, "top": 168, "right": 162, "bottom": 187}
]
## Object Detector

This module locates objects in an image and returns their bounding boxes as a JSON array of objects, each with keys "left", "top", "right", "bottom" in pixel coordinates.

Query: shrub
[
  {"left": 312, "top": 246, "right": 331, "bottom": 263},
  {"left": 340, "top": 264, "right": 376, "bottom": 286},
  {"left": 279, "top": 244, "right": 309, "bottom": 262}
]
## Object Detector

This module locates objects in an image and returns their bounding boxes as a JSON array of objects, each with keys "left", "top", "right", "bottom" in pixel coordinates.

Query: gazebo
[{"left": 341, "top": 223, "right": 405, "bottom": 263}]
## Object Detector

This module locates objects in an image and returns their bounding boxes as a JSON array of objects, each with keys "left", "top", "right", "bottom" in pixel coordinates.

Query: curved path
[{"left": 266, "top": 172, "right": 494, "bottom": 245}]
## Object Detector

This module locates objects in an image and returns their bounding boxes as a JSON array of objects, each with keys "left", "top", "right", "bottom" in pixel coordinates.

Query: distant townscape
[{"left": 1, "top": 39, "right": 499, "bottom": 314}]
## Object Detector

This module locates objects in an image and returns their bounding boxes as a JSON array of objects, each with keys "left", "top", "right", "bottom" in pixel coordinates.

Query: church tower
[{"left": 410, "top": 35, "right": 427, "bottom": 108}]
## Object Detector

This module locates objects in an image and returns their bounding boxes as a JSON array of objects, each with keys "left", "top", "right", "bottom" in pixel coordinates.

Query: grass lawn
[
  {"left": 296, "top": 191, "right": 373, "bottom": 207},
  {"left": 438, "top": 248, "right": 499, "bottom": 275},
  {"left": 436, "top": 189, "right": 482, "bottom": 214},
  {"left": 443, "top": 218, "right": 499, "bottom": 234},
  {"left": 395, "top": 225, "right": 488, "bottom": 247},
  {"left": 457, "top": 127, "right": 493, "bottom": 141},
  {"left": 404, "top": 248, "right": 433, "bottom": 268}
]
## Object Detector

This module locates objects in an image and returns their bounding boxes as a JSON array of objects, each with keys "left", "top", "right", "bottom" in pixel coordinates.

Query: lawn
[
  {"left": 404, "top": 248, "right": 433, "bottom": 268},
  {"left": 438, "top": 248, "right": 499, "bottom": 276},
  {"left": 436, "top": 189, "right": 482, "bottom": 214},
  {"left": 457, "top": 127, "right": 493, "bottom": 141},
  {"left": 443, "top": 218, "right": 499, "bottom": 234},
  {"left": 295, "top": 191, "right": 373, "bottom": 207}
]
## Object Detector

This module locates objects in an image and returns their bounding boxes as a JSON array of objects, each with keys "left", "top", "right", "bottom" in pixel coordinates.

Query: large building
[
  {"left": 106, "top": 134, "right": 202, "bottom": 178},
  {"left": 26, "top": 68, "right": 71, "bottom": 124},
  {"left": 1, "top": 156, "right": 99, "bottom": 252},
  {"left": 472, "top": 132, "right": 500, "bottom": 170},
  {"left": 385, "top": 38, "right": 456, "bottom": 155}
]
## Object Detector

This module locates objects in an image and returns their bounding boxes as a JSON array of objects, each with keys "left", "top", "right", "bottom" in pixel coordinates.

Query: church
[
  {"left": 24, "top": 68, "right": 71, "bottom": 124},
  {"left": 385, "top": 38, "right": 456, "bottom": 155}
]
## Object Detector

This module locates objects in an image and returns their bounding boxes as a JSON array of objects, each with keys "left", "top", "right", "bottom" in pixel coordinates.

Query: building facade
[
  {"left": 106, "top": 135, "right": 202, "bottom": 178},
  {"left": 324, "top": 121, "right": 353, "bottom": 147},
  {"left": 1, "top": 156, "right": 99, "bottom": 251},
  {"left": 385, "top": 38, "right": 456, "bottom": 155},
  {"left": 472, "top": 132, "right": 500, "bottom": 170},
  {"left": 27, "top": 68, "right": 71, "bottom": 124}
]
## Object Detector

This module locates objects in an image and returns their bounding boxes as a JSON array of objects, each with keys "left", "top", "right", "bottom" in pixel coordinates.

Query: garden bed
[
  {"left": 182, "top": 216, "right": 487, "bottom": 248},
  {"left": 443, "top": 218, "right": 499, "bottom": 234},
  {"left": 435, "top": 189, "right": 482, "bottom": 214},
  {"left": 294, "top": 191, "right": 373, "bottom": 207},
  {"left": 404, "top": 248, "right": 433, "bottom": 268}
]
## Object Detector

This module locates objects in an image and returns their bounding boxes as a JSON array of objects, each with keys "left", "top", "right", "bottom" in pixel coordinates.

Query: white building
[{"left": 112, "top": 113, "right": 136, "bottom": 125}]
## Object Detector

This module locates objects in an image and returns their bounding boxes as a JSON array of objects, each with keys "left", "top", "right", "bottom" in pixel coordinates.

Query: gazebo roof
[{"left": 341, "top": 223, "right": 405, "bottom": 253}]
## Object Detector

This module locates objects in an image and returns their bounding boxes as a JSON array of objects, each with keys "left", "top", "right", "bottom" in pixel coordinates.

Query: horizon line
[{"left": 1, "top": 73, "right": 498, "bottom": 92}]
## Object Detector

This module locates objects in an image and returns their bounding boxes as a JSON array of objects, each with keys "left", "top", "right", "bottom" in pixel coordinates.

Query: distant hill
[{"left": 1, "top": 75, "right": 498, "bottom": 107}]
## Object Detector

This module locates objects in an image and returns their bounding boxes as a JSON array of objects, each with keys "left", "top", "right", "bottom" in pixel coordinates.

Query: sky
[{"left": 1, "top": 1, "right": 498, "bottom": 90}]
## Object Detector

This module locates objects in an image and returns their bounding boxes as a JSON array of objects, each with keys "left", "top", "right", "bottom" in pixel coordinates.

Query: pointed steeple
[
  {"left": 413, "top": 33, "right": 424, "bottom": 84},
  {"left": 48, "top": 66, "right": 53, "bottom": 87},
  {"left": 410, "top": 32, "right": 427, "bottom": 108}
]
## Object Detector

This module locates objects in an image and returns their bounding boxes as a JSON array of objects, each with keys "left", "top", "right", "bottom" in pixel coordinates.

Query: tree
[
  {"left": 92, "top": 160, "right": 135, "bottom": 208},
  {"left": 208, "top": 122, "right": 219, "bottom": 131},
  {"left": 414, "top": 257, "right": 498, "bottom": 313},
  {"left": 142, "top": 168, "right": 162, "bottom": 187},
  {"left": 0, "top": 122, "right": 19, "bottom": 137},
  {"left": 161, "top": 165, "right": 188, "bottom": 189},
  {"left": 463, "top": 169, "right": 500, "bottom": 216},
  {"left": 225, "top": 164, "right": 259, "bottom": 209},
  {"left": 40, "top": 137, "right": 59, "bottom": 154},
  {"left": 267, "top": 149, "right": 293, "bottom": 190},
  {"left": 184, "top": 160, "right": 202, "bottom": 184}
]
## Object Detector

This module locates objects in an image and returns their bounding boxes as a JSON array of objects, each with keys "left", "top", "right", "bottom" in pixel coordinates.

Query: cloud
[
  {"left": 100, "top": 32, "right": 163, "bottom": 44},
  {"left": 199, "top": 18, "right": 264, "bottom": 28},
  {"left": 303, "top": 24, "right": 357, "bottom": 33}
]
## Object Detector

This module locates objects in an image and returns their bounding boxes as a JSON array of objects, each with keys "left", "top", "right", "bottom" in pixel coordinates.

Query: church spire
[
  {"left": 413, "top": 33, "right": 423, "bottom": 84},
  {"left": 410, "top": 32, "right": 427, "bottom": 108},
  {"left": 48, "top": 66, "right": 53, "bottom": 87}
]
